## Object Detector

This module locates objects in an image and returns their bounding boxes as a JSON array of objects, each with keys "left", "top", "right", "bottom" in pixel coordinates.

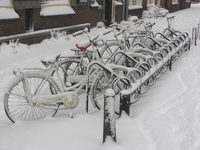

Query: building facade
[{"left": 0, "top": 0, "right": 191, "bottom": 37}]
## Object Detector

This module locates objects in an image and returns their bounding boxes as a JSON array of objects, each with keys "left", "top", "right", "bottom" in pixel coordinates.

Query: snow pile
[
  {"left": 0, "top": 0, "right": 19, "bottom": 20},
  {"left": 142, "top": 4, "right": 169, "bottom": 19},
  {"left": 0, "top": 39, "right": 30, "bottom": 54},
  {"left": 40, "top": 0, "right": 75, "bottom": 16},
  {"left": 119, "top": 16, "right": 139, "bottom": 29},
  {"left": 91, "top": 0, "right": 99, "bottom": 7},
  {"left": 0, "top": 3, "right": 200, "bottom": 150},
  {"left": 48, "top": 29, "right": 71, "bottom": 42},
  {"left": 97, "top": 21, "right": 105, "bottom": 28},
  {"left": 127, "top": 16, "right": 138, "bottom": 22}
]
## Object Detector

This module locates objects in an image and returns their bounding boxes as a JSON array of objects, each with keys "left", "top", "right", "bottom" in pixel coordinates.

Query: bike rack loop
[{"left": 85, "top": 61, "right": 114, "bottom": 113}]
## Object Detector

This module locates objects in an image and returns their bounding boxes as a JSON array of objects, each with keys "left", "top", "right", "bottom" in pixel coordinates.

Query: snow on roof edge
[
  {"left": 0, "top": 8, "right": 19, "bottom": 20},
  {"left": 91, "top": 1, "right": 99, "bottom": 7},
  {"left": 40, "top": 5, "right": 75, "bottom": 16}
]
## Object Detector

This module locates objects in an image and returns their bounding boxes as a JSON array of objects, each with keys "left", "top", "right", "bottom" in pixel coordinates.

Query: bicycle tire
[
  {"left": 51, "top": 59, "right": 87, "bottom": 92},
  {"left": 99, "top": 41, "right": 121, "bottom": 64},
  {"left": 4, "top": 74, "right": 60, "bottom": 123}
]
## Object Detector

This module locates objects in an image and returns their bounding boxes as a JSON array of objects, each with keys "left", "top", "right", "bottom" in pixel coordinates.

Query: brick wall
[
  {"left": 165, "top": 0, "right": 180, "bottom": 13},
  {"left": 33, "top": 5, "right": 97, "bottom": 31},
  {"left": 72, "top": 6, "right": 98, "bottom": 27},
  {"left": 0, "top": 4, "right": 97, "bottom": 36},
  {"left": 160, "top": 0, "right": 166, "bottom": 7},
  {"left": 128, "top": 8, "right": 143, "bottom": 19},
  {"left": 35, "top": 14, "right": 75, "bottom": 31},
  {"left": 180, "top": 0, "right": 191, "bottom": 9},
  {"left": 0, "top": 10, "right": 25, "bottom": 36}
]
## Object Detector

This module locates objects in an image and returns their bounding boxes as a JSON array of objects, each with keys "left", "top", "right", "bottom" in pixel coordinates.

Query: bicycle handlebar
[
  {"left": 73, "top": 28, "right": 89, "bottom": 37},
  {"left": 103, "top": 29, "right": 113, "bottom": 35},
  {"left": 109, "top": 23, "right": 127, "bottom": 29},
  {"left": 157, "top": 14, "right": 175, "bottom": 20},
  {"left": 167, "top": 16, "right": 175, "bottom": 20},
  {"left": 91, "top": 35, "right": 100, "bottom": 42},
  {"left": 145, "top": 22, "right": 155, "bottom": 29}
]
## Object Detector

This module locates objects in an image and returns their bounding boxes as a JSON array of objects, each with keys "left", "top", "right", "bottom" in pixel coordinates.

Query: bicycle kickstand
[{"left": 68, "top": 101, "right": 74, "bottom": 118}]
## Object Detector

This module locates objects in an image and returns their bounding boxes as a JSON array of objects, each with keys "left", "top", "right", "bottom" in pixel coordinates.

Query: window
[
  {"left": 128, "top": 0, "right": 142, "bottom": 9},
  {"left": 77, "top": 0, "right": 87, "bottom": 4},
  {"left": 132, "top": 0, "right": 136, "bottom": 5},
  {"left": 172, "top": 0, "right": 178, "bottom": 4},
  {"left": 147, "top": 0, "right": 155, "bottom": 5}
]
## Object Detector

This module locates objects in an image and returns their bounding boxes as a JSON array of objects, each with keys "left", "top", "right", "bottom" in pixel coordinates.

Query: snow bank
[{"left": 0, "top": 3, "right": 200, "bottom": 150}]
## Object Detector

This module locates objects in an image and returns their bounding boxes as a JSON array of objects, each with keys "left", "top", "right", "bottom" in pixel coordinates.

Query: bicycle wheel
[
  {"left": 149, "top": 74, "right": 157, "bottom": 86},
  {"left": 4, "top": 74, "right": 60, "bottom": 123},
  {"left": 99, "top": 41, "right": 120, "bottom": 64},
  {"left": 51, "top": 59, "right": 87, "bottom": 92},
  {"left": 137, "top": 63, "right": 150, "bottom": 94},
  {"left": 126, "top": 70, "right": 141, "bottom": 104}
]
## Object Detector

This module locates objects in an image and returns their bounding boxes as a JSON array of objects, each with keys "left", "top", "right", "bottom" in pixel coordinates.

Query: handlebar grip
[
  {"left": 134, "top": 21, "right": 141, "bottom": 25},
  {"left": 115, "top": 31, "right": 122, "bottom": 37},
  {"left": 103, "top": 30, "right": 112, "bottom": 35},
  {"left": 168, "top": 16, "right": 175, "bottom": 19},
  {"left": 109, "top": 23, "right": 118, "bottom": 27},
  {"left": 145, "top": 22, "right": 155, "bottom": 28},
  {"left": 158, "top": 14, "right": 166, "bottom": 18},
  {"left": 91, "top": 35, "right": 100, "bottom": 42}
]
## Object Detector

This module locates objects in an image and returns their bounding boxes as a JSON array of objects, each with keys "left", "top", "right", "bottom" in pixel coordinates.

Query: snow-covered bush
[
  {"left": 0, "top": 39, "right": 30, "bottom": 54},
  {"left": 142, "top": 4, "right": 169, "bottom": 19},
  {"left": 50, "top": 29, "right": 70, "bottom": 42},
  {"left": 97, "top": 21, "right": 105, "bottom": 28},
  {"left": 127, "top": 16, "right": 138, "bottom": 22},
  {"left": 120, "top": 16, "right": 138, "bottom": 30}
]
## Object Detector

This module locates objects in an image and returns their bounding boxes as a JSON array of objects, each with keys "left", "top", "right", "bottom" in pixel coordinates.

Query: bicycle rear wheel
[
  {"left": 51, "top": 59, "right": 87, "bottom": 92},
  {"left": 4, "top": 74, "right": 60, "bottom": 123},
  {"left": 99, "top": 41, "right": 120, "bottom": 64}
]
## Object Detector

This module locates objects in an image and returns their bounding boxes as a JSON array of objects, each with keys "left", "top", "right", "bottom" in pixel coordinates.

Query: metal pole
[
  {"left": 122, "top": 0, "right": 125, "bottom": 20},
  {"left": 119, "top": 90, "right": 130, "bottom": 117},
  {"left": 103, "top": 88, "right": 116, "bottom": 143},
  {"left": 198, "top": 23, "right": 200, "bottom": 40},
  {"left": 195, "top": 27, "right": 197, "bottom": 46},
  {"left": 125, "top": 0, "right": 128, "bottom": 20},
  {"left": 169, "top": 55, "right": 173, "bottom": 71}
]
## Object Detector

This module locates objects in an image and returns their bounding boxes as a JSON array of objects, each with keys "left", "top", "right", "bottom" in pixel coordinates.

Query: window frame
[
  {"left": 128, "top": 0, "right": 143, "bottom": 10},
  {"left": 147, "top": 0, "right": 155, "bottom": 5},
  {"left": 172, "top": 0, "right": 179, "bottom": 4}
]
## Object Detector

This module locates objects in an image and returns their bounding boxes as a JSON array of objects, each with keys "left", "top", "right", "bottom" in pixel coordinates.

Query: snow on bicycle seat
[
  {"left": 41, "top": 53, "right": 61, "bottom": 66},
  {"left": 76, "top": 40, "right": 91, "bottom": 50}
]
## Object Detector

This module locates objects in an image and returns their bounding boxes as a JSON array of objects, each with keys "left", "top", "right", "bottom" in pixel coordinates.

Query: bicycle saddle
[
  {"left": 76, "top": 40, "right": 91, "bottom": 50},
  {"left": 40, "top": 53, "right": 61, "bottom": 67}
]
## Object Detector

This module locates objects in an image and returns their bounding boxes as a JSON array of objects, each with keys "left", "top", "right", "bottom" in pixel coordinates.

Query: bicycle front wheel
[{"left": 4, "top": 74, "right": 60, "bottom": 123}]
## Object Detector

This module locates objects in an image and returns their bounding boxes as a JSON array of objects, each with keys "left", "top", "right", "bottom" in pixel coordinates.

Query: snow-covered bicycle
[{"left": 3, "top": 28, "right": 137, "bottom": 123}]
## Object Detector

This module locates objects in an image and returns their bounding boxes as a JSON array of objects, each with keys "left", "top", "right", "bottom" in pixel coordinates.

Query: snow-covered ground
[{"left": 0, "top": 3, "right": 200, "bottom": 150}]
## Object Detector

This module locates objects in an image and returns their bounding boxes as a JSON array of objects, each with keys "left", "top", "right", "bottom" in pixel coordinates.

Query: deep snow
[{"left": 0, "top": 3, "right": 200, "bottom": 150}]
